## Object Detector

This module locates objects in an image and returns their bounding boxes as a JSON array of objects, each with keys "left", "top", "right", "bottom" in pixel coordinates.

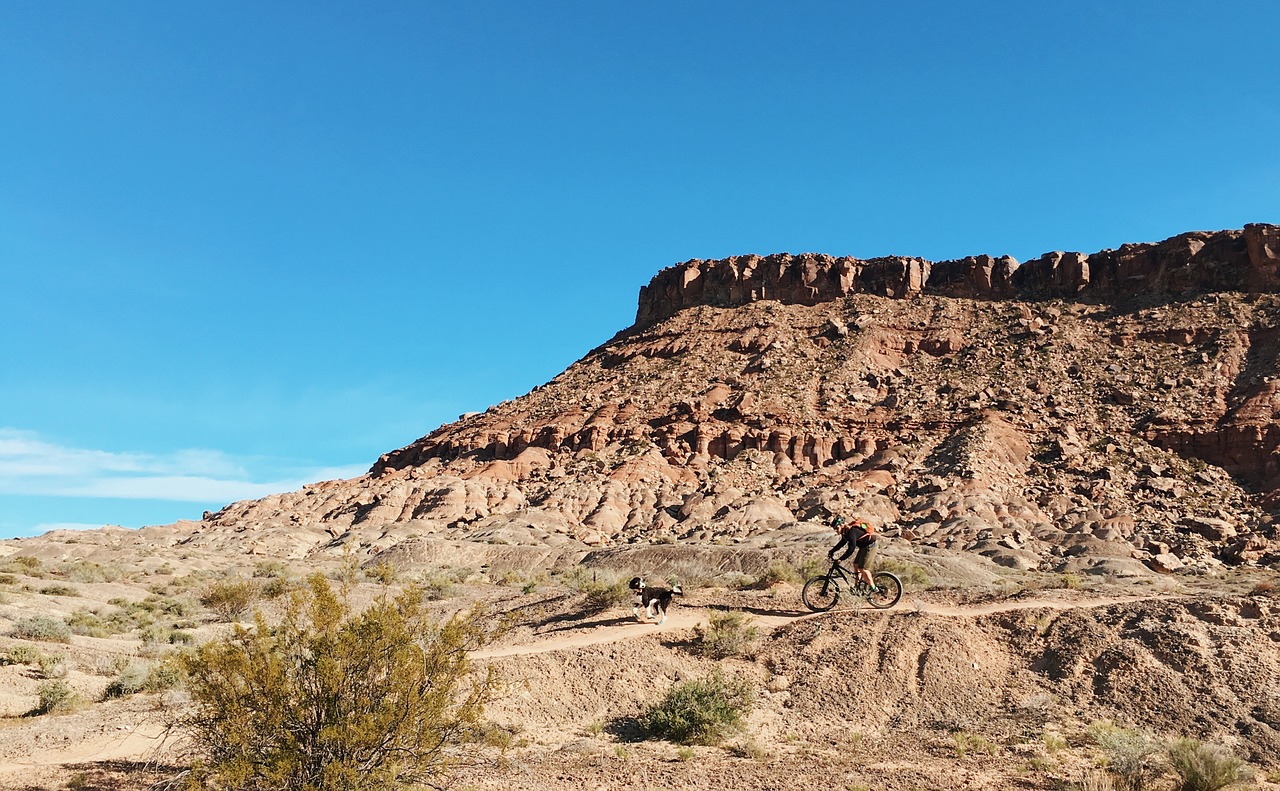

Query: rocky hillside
[{"left": 28, "top": 226, "right": 1280, "bottom": 579}]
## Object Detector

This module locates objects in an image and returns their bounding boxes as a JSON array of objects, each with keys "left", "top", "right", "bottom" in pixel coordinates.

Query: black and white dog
[{"left": 629, "top": 577, "right": 683, "bottom": 625}]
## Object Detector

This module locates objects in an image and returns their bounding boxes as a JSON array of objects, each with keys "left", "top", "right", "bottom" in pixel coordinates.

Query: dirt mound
[{"left": 765, "top": 594, "right": 1280, "bottom": 763}]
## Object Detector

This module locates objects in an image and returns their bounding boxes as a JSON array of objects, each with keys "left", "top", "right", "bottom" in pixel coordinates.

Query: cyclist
[{"left": 827, "top": 514, "right": 879, "bottom": 591}]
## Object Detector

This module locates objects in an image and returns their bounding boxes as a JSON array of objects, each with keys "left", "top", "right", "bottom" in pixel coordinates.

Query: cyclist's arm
[{"left": 829, "top": 533, "right": 855, "bottom": 561}]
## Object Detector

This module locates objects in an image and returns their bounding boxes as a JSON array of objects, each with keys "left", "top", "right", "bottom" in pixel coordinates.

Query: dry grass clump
[
  {"left": 1087, "top": 721, "right": 1162, "bottom": 791},
  {"left": 199, "top": 578, "right": 259, "bottom": 621},
  {"left": 1166, "top": 738, "right": 1251, "bottom": 791}
]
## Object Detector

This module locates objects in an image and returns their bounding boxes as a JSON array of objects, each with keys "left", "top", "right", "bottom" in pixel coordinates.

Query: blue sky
[{"left": 2, "top": 1, "right": 1277, "bottom": 539}]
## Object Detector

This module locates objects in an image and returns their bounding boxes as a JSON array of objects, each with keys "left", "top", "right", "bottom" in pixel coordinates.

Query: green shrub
[
  {"left": 178, "top": 575, "right": 495, "bottom": 791},
  {"left": 571, "top": 572, "right": 630, "bottom": 614},
  {"left": 1166, "top": 738, "right": 1251, "bottom": 791},
  {"left": 640, "top": 670, "right": 754, "bottom": 746},
  {"left": 34, "top": 680, "right": 81, "bottom": 715},
  {"left": 65, "top": 610, "right": 119, "bottom": 638},
  {"left": 200, "top": 578, "right": 259, "bottom": 621},
  {"left": 4, "top": 644, "right": 41, "bottom": 665},
  {"left": 693, "top": 611, "right": 759, "bottom": 659},
  {"left": 11, "top": 615, "right": 72, "bottom": 643}
]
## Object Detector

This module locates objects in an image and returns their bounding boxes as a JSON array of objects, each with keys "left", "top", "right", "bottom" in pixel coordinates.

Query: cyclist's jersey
[{"left": 830, "top": 522, "right": 876, "bottom": 560}]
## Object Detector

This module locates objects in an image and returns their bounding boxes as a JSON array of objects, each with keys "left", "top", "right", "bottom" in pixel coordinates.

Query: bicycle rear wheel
[
  {"left": 802, "top": 575, "right": 840, "bottom": 612},
  {"left": 867, "top": 572, "right": 902, "bottom": 609}
]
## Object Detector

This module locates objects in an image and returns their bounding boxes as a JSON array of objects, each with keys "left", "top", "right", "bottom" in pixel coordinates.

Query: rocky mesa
[{"left": 30, "top": 225, "right": 1280, "bottom": 582}]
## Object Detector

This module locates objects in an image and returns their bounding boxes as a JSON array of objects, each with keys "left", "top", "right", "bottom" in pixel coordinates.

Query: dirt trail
[
  {"left": 474, "top": 593, "right": 1167, "bottom": 660},
  {"left": 0, "top": 722, "right": 173, "bottom": 783}
]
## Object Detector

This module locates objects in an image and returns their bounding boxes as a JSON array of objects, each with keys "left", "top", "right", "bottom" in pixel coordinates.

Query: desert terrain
[{"left": 3, "top": 226, "right": 1280, "bottom": 789}]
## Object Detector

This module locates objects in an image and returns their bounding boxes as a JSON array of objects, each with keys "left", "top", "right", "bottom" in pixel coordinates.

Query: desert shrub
[
  {"left": 200, "top": 578, "right": 258, "bottom": 621},
  {"left": 873, "top": 558, "right": 930, "bottom": 588},
  {"left": 65, "top": 610, "right": 119, "bottom": 638},
  {"left": 104, "top": 661, "right": 182, "bottom": 699},
  {"left": 693, "top": 610, "right": 758, "bottom": 659},
  {"left": 728, "top": 736, "right": 771, "bottom": 760},
  {"left": 60, "top": 560, "right": 121, "bottom": 583},
  {"left": 252, "top": 561, "right": 288, "bottom": 578},
  {"left": 564, "top": 569, "right": 630, "bottom": 614},
  {"left": 138, "top": 624, "right": 178, "bottom": 645},
  {"left": 1075, "top": 770, "right": 1117, "bottom": 791},
  {"left": 755, "top": 560, "right": 803, "bottom": 587},
  {"left": 178, "top": 574, "right": 494, "bottom": 791},
  {"left": 6, "top": 555, "right": 43, "bottom": 576},
  {"left": 1166, "top": 738, "right": 1251, "bottom": 791},
  {"left": 34, "top": 680, "right": 81, "bottom": 715},
  {"left": 0, "top": 572, "right": 17, "bottom": 585},
  {"left": 951, "top": 729, "right": 997, "bottom": 757},
  {"left": 260, "top": 576, "right": 294, "bottom": 600},
  {"left": 580, "top": 578, "right": 630, "bottom": 613},
  {"left": 1088, "top": 721, "right": 1162, "bottom": 791},
  {"left": 4, "top": 644, "right": 42, "bottom": 665},
  {"left": 36, "top": 652, "right": 67, "bottom": 679},
  {"left": 421, "top": 573, "right": 455, "bottom": 601},
  {"left": 39, "top": 584, "right": 79, "bottom": 597},
  {"left": 11, "top": 615, "right": 72, "bottom": 643},
  {"left": 365, "top": 561, "right": 398, "bottom": 586},
  {"left": 640, "top": 670, "right": 754, "bottom": 746},
  {"left": 87, "top": 653, "right": 131, "bottom": 677}
]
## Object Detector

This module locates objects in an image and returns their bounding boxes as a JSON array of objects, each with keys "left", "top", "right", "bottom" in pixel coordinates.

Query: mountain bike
[{"left": 801, "top": 559, "right": 903, "bottom": 612}]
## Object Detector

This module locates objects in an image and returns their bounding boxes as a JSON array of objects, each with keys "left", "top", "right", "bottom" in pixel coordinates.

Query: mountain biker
[{"left": 828, "top": 514, "right": 878, "bottom": 591}]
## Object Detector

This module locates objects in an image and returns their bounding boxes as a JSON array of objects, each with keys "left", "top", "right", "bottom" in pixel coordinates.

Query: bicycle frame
[{"left": 824, "top": 560, "right": 859, "bottom": 593}]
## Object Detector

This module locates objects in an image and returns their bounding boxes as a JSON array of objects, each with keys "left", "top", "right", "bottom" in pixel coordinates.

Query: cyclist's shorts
[{"left": 855, "top": 542, "right": 878, "bottom": 570}]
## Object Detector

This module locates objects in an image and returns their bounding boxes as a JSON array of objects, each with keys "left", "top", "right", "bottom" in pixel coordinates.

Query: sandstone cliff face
[
  {"left": 635, "top": 225, "right": 1280, "bottom": 324},
  {"left": 66, "top": 227, "right": 1280, "bottom": 574}
]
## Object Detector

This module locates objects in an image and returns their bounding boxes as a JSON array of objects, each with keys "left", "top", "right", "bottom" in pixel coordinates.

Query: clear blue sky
[{"left": 2, "top": 1, "right": 1277, "bottom": 539}]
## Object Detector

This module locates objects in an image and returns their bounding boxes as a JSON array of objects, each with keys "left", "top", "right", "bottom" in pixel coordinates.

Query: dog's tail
[{"left": 672, "top": 584, "right": 683, "bottom": 596}]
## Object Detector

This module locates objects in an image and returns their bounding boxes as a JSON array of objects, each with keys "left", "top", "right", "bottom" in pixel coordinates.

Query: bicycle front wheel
[
  {"left": 802, "top": 575, "right": 840, "bottom": 612},
  {"left": 867, "top": 571, "right": 903, "bottom": 609}
]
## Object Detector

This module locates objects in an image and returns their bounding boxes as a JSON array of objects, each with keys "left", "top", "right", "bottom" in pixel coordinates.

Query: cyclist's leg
[{"left": 854, "top": 543, "right": 877, "bottom": 588}]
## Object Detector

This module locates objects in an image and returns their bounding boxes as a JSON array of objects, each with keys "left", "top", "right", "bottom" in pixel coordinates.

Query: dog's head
[{"left": 628, "top": 576, "right": 644, "bottom": 591}]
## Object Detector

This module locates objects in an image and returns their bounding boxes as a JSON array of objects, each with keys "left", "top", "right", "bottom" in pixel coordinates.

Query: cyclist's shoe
[{"left": 869, "top": 586, "right": 880, "bottom": 594}]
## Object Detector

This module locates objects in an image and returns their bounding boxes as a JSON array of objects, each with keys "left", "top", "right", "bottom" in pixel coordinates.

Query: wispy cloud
[{"left": 0, "top": 429, "right": 365, "bottom": 503}]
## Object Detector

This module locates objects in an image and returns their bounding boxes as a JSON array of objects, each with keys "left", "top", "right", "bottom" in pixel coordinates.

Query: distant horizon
[{"left": 3, "top": 1, "right": 1277, "bottom": 539}]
